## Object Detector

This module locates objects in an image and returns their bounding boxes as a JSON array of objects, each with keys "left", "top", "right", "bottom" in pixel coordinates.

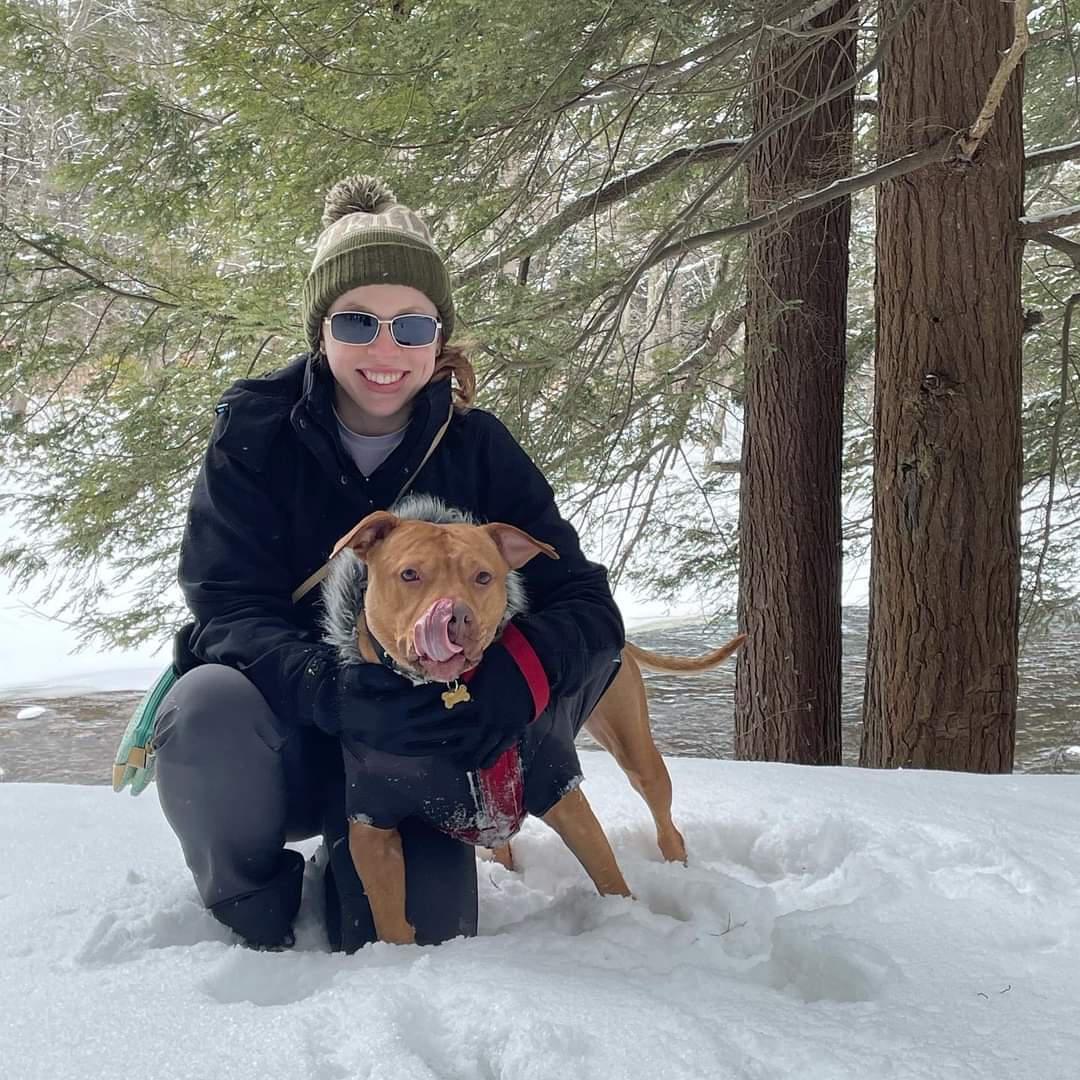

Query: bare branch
[
  {"left": 1022, "top": 291, "right": 1080, "bottom": 635},
  {"left": 1020, "top": 204, "right": 1080, "bottom": 237},
  {"left": 1027, "top": 233, "right": 1080, "bottom": 268},
  {"left": 1025, "top": 140, "right": 1080, "bottom": 170},
  {"left": 958, "top": 0, "right": 1029, "bottom": 160}
]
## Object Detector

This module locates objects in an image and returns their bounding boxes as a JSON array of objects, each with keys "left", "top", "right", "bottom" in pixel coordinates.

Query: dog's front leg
[
  {"left": 347, "top": 821, "right": 416, "bottom": 944},
  {"left": 541, "top": 788, "right": 631, "bottom": 897},
  {"left": 488, "top": 843, "right": 515, "bottom": 871}
]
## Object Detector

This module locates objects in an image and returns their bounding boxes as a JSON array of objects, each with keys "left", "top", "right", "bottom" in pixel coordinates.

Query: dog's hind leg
[{"left": 583, "top": 654, "right": 688, "bottom": 865}]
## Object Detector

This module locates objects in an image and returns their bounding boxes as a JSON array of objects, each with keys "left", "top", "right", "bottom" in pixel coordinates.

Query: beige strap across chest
[{"left": 290, "top": 401, "right": 454, "bottom": 604}]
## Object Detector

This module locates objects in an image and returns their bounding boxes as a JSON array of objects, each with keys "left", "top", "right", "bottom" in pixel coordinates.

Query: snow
[
  {"left": 1019, "top": 201, "right": 1080, "bottom": 227},
  {"left": 1, "top": 758, "right": 1078, "bottom": 1079},
  {"left": 0, "top": 598, "right": 165, "bottom": 694},
  {"left": 0, "top": 500, "right": 166, "bottom": 695}
]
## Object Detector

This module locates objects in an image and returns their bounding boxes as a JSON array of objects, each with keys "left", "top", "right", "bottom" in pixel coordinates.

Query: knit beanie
[{"left": 302, "top": 175, "right": 455, "bottom": 353}]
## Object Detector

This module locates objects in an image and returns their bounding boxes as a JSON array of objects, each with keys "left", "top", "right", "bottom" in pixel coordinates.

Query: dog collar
[
  {"left": 360, "top": 617, "right": 415, "bottom": 680},
  {"left": 367, "top": 625, "right": 397, "bottom": 672},
  {"left": 360, "top": 613, "right": 477, "bottom": 690}
]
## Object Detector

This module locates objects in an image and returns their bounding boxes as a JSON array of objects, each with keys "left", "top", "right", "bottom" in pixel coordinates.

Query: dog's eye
[
  {"left": 400, "top": 568, "right": 420, "bottom": 582},
  {"left": 475, "top": 571, "right": 493, "bottom": 585}
]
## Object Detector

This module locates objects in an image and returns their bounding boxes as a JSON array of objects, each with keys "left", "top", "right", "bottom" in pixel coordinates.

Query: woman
[{"left": 154, "top": 176, "right": 624, "bottom": 952}]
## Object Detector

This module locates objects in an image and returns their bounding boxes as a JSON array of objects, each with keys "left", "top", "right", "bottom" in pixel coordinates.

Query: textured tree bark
[
  {"left": 735, "top": 3, "right": 855, "bottom": 764},
  {"left": 862, "top": 0, "right": 1023, "bottom": 772}
]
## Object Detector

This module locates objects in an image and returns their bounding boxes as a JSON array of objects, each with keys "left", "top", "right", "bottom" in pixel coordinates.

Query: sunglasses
[{"left": 323, "top": 310, "right": 441, "bottom": 348}]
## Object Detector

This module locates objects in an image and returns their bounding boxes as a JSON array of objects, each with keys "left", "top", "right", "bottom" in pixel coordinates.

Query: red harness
[
  {"left": 437, "top": 623, "right": 548, "bottom": 847},
  {"left": 448, "top": 744, "right": 527, "bottom": 848}
]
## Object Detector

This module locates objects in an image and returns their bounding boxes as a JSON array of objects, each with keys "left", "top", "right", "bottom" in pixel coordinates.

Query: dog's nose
[{"left": 447, "top": 601, "right": 474, "bottom": 645}]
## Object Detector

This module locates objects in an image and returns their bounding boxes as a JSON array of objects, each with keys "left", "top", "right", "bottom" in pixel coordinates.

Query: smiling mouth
[{"left": 360, "top": 369, "right": 406, "bottom": 386}]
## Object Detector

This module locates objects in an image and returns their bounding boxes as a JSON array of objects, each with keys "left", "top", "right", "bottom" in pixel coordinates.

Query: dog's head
[{"left": 330, "top": 509, "right": 558, "bottom": 683}]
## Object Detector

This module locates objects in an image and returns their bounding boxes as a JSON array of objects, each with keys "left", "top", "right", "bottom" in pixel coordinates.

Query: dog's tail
[{"left": 624, "top": 633, "right": 746, "bottom": 674}]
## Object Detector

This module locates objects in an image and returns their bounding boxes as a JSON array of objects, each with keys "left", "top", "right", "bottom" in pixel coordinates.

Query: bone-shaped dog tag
[{"left": 442, "top": 682, "right": 472, "bottom": 709}]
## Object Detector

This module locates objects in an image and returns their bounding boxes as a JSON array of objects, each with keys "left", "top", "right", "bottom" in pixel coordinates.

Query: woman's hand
[{"left": 323, "top": 644, "right": 537, "bottom": 767}]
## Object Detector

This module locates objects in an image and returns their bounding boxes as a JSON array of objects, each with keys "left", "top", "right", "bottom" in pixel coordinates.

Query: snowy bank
[{"left": 2, "top": 756, "right": 1078, "bottom": 1080}]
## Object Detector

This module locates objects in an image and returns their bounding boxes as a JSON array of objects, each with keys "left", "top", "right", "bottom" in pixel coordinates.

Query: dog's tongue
[{"left": 414, "top": 599, "right": 463, "bottom": 663}]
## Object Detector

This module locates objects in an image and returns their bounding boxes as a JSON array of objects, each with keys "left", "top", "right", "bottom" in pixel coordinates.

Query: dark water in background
[
  {"left": 1, "top": 611, "right": 1077, "bottom": 784},
  {"left": 577, "top": 612, "right": 1080, "bottom": 774}
]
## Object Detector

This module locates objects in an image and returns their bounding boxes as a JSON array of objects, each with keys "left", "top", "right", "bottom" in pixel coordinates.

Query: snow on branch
[
  {"left": 1020, "top": 205, "right": 1080, "bottom": 238},
  {"left": 1025, "top": 140, "right": 1080, "bottom": 170}
]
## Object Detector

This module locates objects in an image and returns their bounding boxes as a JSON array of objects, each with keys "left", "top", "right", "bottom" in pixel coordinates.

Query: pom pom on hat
[{"left": 321, "top": 175, "right": 398, "bottom": 227}]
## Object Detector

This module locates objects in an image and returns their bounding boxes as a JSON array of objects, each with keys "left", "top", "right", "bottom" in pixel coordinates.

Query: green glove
[{"left": 112, "top": 664, "right": 178, "bottom": 796}]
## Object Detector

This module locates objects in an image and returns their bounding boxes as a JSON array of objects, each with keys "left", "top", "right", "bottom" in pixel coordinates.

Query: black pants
[{"left": 153, "top": 664, "right": 477, "bottom": 951}]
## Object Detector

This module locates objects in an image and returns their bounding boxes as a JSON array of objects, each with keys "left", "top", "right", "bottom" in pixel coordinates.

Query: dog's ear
[
  {"left": 484, "top": 523, "right": 559, "bottom": 570},
  {"left": 331, "top": 511, "right": 401, "bottom": 561}
]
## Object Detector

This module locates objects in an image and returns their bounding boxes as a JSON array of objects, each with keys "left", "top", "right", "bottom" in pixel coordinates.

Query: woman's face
[{"left": 323, "top": 283, "right": 441, "bottom": 436}]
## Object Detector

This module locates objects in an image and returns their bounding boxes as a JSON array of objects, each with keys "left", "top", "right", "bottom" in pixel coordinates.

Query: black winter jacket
[{"left": 175, "top": 353, "right": 625, "bottom": 727}]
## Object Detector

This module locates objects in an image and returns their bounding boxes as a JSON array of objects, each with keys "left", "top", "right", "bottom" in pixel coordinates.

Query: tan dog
[{"left": 323, "top": 499, "right": 744, "bottom": 944}]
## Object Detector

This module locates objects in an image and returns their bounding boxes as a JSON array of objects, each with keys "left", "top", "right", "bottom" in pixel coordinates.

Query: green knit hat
[{"left": 302, "top": 175, "right": 455, "bottom": 354}]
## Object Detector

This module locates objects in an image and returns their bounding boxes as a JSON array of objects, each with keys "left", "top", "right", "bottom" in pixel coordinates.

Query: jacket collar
[{"left": 292, "top": 352, "right": 453, "bottom": 496}]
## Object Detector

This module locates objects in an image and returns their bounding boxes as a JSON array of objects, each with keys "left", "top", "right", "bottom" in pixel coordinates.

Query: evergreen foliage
[{"left": 1, "top": 0, "right": 1078, "bottom": 648}]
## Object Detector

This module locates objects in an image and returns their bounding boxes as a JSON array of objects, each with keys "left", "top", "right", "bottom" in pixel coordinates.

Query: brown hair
[{"left": 431, "top": 343, "right": 476, "bottom": 408}]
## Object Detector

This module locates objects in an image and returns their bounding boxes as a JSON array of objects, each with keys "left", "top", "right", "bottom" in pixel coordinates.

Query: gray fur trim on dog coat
[{"left": 320, "top": 493, "right": 528, "bottom": 675}]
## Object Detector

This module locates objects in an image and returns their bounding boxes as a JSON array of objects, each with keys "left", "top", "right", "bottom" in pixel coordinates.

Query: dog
[{"left": 321, "top": 494, "right": 744, "bottom": 944}]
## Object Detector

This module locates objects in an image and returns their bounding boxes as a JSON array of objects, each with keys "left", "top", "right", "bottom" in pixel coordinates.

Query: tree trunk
[
  {"left": 735, "top": 4, "right": 855, "bottom": 763},
  {"left": 862, "top": 0, "right": 1023, "bottom": 772}
]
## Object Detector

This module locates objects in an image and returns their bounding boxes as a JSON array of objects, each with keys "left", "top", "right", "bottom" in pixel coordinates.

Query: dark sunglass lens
[
  {"left": 392, "top": 315, "right": 437, "bottom": 347},
  {"left": 332, "top": 312, "right": 379, "bottom": 344}
]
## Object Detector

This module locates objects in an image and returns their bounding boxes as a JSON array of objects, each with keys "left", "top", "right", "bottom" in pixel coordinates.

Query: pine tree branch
[
  {"left": 2, "top": 226, "right": 180, "bottom": 309},
  {"left": 645, "top": 166, "right": 1080, "bottom": 274},
  {"left": 644, "top": 140, "right": 952, "bottom": 271},
  {"left": 576, "top": 0, "right": 917, "bottom": 363},
  {"left": 456, "top": 137, "right": 747, "bottom": 284},
  {"left": 458, "top": 3, "right": 1069, "bottom": 288},
  {"left": 457, "top": 135, "right": 1075, "bottom": 283},
  {"left": 553, "top": 0, "right": 845, "bottom": 112}
]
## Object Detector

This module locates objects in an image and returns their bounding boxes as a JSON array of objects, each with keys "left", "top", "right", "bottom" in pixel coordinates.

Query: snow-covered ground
[{"left": 2, "top": 757, "right": 1077, "bottom": 1079}]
